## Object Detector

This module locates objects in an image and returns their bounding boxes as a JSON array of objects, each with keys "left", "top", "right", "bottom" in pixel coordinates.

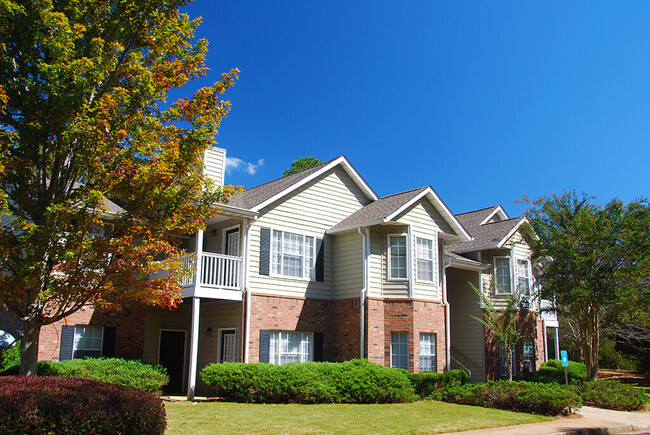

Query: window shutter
[
  {"left": 313, "top": 332, "right": 324, "bottom": 362},
  {"left": 315, "top": 238, "right": 324, "bottom": 282},
  {"left": 59, "top": 325, "right": 75, "bottom": 361},
  {"left": 259, "top": 228, "right": 270, "bottom": 276},
  {"left": 102, "top": 327, "right": 117, "bottom": 358},
  {"left": 259, "top": 330, "right": 270, "bottom": 363}
]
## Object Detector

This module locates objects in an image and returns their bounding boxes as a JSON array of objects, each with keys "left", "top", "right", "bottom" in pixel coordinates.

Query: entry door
[
  {"left": 225, "top": 228, "right": 240, "bottom": 256},
  {"left": 220, "top": 330, "right": 236, "bottom": 362},
  {"left": 159, "top": 330, "right": 186, "bottom": 393}
]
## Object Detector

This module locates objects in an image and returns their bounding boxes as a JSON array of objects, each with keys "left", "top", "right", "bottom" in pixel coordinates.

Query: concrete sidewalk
[{"left": 451, "top": 406, "right": 650, "bottom": 435}]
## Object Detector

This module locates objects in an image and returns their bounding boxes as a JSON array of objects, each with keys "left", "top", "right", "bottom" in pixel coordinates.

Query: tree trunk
[
  {"left": 580, "top": 309, "right": 599, "bottom": 381},
  {"left": 19, "top": 321, "right": 42, "bottom": 376},
  {"left": 506, "top": 347, "right": 513, "bottom": 382}
]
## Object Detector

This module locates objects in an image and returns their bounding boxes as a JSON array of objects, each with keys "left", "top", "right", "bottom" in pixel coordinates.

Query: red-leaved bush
[{"left": 0, "top": 376, "right": 166, "bottom": 434}]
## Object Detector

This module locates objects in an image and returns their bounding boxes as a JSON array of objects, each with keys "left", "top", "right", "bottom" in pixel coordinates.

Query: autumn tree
[
  {"left": 0, "top": 0, "right": 239, "bottom": 375},
  {"left": 283, "top": 156, "right": 323, "bottom": 176},
  {"left": 522, "top": 191, "right": 650, "bottom": 380}
]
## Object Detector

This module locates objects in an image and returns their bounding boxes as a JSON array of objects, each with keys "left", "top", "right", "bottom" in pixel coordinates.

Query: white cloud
[{"left": 225, "top": 156, "right": 265, "bottom": 175}]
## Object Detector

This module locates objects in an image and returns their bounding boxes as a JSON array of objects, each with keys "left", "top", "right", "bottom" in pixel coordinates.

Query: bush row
[
  {"left": 0, "top": 376, "right": 166, "bottom": 434},
  {"left": 570, "top": 380, "right": 647, "bottom": 411},
  {"left": 520, "top": 359, "right": 588, "bottom": 385},
  {"left": 442, "top": 380, "right": 582, "bottom": 416},
  {"left": 201, "top": 359, "right": 416, "bottom": 404},
  {"left": 0, "top": 358, "right": 169, "bottom": 395},
  {"left": 407, "top": 370, "right": 469, "bottom": 399}
]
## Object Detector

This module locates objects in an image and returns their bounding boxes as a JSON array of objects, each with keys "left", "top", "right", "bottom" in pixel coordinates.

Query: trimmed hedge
[
  {"left": 521, "top": 359, "right": 588, "bottom": 385},
  {"left": 408, "top": 370, "right": 469, "bottom": 399},
  {"left": 570, "top": 380, "right": 648, "bottom": 411},
  {"left": 442, "top": 380, "right": 582, "bottom": 416},
  {"left": 0, "top": 358, "right": 169, "bottom": 394},
  {"left": 0, "top": 376, "right": 166, "bottom": 434},
  {"left": 201, "top": 359, "right": 416, "bottom": 404}
]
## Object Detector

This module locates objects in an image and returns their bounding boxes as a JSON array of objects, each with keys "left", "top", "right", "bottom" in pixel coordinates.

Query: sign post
[{"left": 560, "top": 350, "right": 569, "bottom": 385}]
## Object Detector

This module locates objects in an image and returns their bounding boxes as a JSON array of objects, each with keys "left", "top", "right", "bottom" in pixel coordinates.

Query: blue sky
[{"left": 174, "top": 1, "right": 650, "bottom": 216}]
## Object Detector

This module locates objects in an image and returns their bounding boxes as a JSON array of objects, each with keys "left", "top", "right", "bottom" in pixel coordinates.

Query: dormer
[
  {"left": 479, "top": 205, "right": 509, "bottom": 225},
  {"left": 204, "top": 147, "right": 226, "bottom": 187}
]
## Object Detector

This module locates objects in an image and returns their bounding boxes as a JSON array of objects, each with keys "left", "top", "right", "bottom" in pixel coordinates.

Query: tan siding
[
  {"left": 395, "top": 201, "right": 443, "bottom": 301},
  {"left": 203, "top": 219, "right": 242, "bottom": 254},
  {"left": 196, "top": 300, "right": 243, "bottom": 371},
  {"left": 248, "top": 167, "right": 371, "bottom": 299},
  {"left": 447, "top": 267, "right": 486, "bottom": 382},
  {"left": 333, "top": 232, "right": 363, "bottom": 299},
  {"left": 203, "top": 148, "right": 225, "bottom": 187},
  {"left": 143, "top": 304, "right": 191, "bottom": 365},
  {"left": 367, "top": 226, "right": 383, "bottom": 297}
]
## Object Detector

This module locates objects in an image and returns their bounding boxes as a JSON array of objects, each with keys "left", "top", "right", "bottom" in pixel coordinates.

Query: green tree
[
  {"left": 0, "top": 0, "right": 239, "bottom": 375},
  {"left": 469, "top": 284, "right": 531, "bottom": 382},
  {"left": 521, "top": 191, "right": 650, "bottom": 380},
  {"left": 283, "top": 157, "right": 323, "bottom": 176}
]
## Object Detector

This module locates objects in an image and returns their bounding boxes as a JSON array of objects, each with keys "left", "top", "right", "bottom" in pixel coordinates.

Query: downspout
[
  {"left": 358, "top": 227, "right": 369, "bottom": 359},
  {"left": 442, "top": 254, "right": 453, "bottom": 371},
  {"left": 243, "top": 216, "right": 257, "bottom": 363}
]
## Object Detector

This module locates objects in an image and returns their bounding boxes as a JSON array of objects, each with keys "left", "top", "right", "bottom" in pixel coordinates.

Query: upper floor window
[
  {"left": 494, "top": 257, "right": 511, "bottom": 294},
  {"left": 416, "top": 237, "right": 435, "bottom": 282},
  {"left": 517, "top": 259, "right": 531, "bottom": 295},
  {"left": 388, "top": 235, "right": 407, "bottom": 280},
  {"left": 272, "top": 230, "right": 315, "bottom": 279}
]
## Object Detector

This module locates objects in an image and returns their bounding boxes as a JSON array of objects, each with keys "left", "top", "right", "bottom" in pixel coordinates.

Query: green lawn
[{"left": 164, "top": 400, "right": 551, "bottom": 434}]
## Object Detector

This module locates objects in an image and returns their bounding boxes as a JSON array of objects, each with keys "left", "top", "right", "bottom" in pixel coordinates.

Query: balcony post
[
  {"left": 194, "top": 229, "right": 204, "bottom": 289},
  {"left": 187, "top": 296, "right": 200, "bottom": 400}
]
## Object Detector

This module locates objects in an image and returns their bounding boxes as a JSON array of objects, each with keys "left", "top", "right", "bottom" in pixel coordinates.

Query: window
[
  {"left": 224, "top": 227, "right": 240, "bottom": 256},
  {"left": 388, "top": 235, "right": 407, "bottom": 280},
  {"left": 391, "top": 332, "right": 409, "bottom": 369},
  {"left": 419, "top": 333, "right": 437, "bottom": 372},
  {"left": 416, "top": 237, "right": 434, "bottom": 282},
  {"left": 220, "top": 329, "right": 237, "bottom": 363},
  {"left": 73, "top": 326, "right": 103, "bottom": 359},
  {"left": 517, "top": 259, "right": 531, "bottom": 295},
  {"left": 271, "top": 230, "right": 315, "bottom": 279},
  {"left": 494, "top": 257, "right": 511, "bottom": 294},
  {"left": 522, "top": 338, "right": 535, "bottom": 373},
  {"left": 269, "top": 331, "right": 313, "bottom": 365}
]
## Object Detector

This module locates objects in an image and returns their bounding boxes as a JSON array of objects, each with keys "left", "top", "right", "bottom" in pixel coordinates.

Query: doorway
[
  {"left": 219, "top": 329, "right": 237, "bottom": 362},
  {"left": 159, "top": 330, "right": 186, "bottom": 394}
]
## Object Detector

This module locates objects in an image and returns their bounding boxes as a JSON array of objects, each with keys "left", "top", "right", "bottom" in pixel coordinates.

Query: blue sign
[{"left": 560, "top": 350, "right": 569, "bottom": 367}]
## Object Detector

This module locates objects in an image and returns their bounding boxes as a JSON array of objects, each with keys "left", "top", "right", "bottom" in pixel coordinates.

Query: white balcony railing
[{"left": 150, "top": 252, "right": 242, "bottom": 291}]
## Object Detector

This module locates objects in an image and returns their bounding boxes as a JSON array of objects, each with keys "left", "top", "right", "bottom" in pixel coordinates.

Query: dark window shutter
[
  {"left": 59, "top": 325, "right": 74, "bottom": 361},
  {"left": 259, "top": 228, "right": 270, "bottom": 276},
  {"left": 102, "top": 327, "right": 116, "bottom": 358},
  {"left": 259, "top": 330, "right": 270, "bottom": 363},
  {"left": 313, "top": 332, "right": 324, "bottom": 362},
  {"left": 315, "top": 237, "right": 324, "bottom": 282}
]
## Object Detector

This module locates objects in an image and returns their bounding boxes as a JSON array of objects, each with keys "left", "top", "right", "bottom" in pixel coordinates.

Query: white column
[
  {"left": 554, "top": 327, "right": 560, "bottom": 360},
  {"left": 187, "top": 296, "right": 201, "bottom": 400},
  {"left": 194, "top": 229, "right": 204, "bottom": 291},
  {"left": 243, "top": 219, "right": 251, "bottom": 363},
  {"left": 543, "top": 323, "right": 549, "bottom": 362},
  {"left": 407, "top": 225, "right": 413, "bottom": 298}
]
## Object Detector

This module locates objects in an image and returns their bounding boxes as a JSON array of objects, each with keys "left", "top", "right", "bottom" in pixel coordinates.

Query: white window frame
[
  {"left": 222, "top": 225, "right": 241, "bottom": 257},
  {"left": 415, "top": 237, "right": 435, "bottom": 283},
  {"left": 522, "top": 338, "right": 535, "bottom": 373},
  {"left": 268, "top": 330, "right": 313, "bottom": 365},
  {"left": 217, "top": 328, "right": 237, "bottom": 363},
  {"left": 516, "top": 258, "right": 532, "bottom": 296},
  {"left": 388, "top": 234, "right": 408, "bottom": 281},
  {"left": 494, "top": 256, "right": 512, "bottom": 294},
  {"left": 270, "top": 229, "right": 316, "bottom": 281},
  {"left": 73, "top": 325, "right": 104, "bottom": 359},
  {"left": 391, "top": 332, "right": 409, "bottom": 370},
  {"left": 419, "top": 332, "right": 437, "bottom": 372}
]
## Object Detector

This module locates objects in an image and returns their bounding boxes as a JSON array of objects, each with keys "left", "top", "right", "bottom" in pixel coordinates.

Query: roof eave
[{"left": 327, "top": 218, "right": 387, "bottom": 235}]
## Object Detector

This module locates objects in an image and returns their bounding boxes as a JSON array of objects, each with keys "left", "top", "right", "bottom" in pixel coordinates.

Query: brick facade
[
  {"left": 38, "top": 302, "right": 146, "bottom": 362},
  {"left": 484, "top": 311, "right": 546, "bottom": 380}
]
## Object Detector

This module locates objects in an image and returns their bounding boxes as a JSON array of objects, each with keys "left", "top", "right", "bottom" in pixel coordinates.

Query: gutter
[
  {"left": 442, "top": 254, "right": 453, "bottom": 370},
  {"left": 358, "top": 227, "right": 369, "bottom": 359},
  {"left": 243, "top": 216, "right": 257, "bottom": 363}
]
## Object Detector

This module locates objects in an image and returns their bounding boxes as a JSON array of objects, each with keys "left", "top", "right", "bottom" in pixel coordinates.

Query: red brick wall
[
  {"left": 484, "top": 311, "right": 545, "bottom": 380},
  {"left": 38, "top": 302, "right": 146, "bottom": 362}
]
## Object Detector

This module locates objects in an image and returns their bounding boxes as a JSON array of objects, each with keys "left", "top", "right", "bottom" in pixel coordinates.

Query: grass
[{"left": 164, "top": 400, "right": 551, "bottom": 434}]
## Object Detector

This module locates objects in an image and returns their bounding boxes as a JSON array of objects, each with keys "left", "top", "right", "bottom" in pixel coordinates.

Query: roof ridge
[
  {"left": 480, "top": 215, "right": 524, "bottom": 225},
  {"left": 378, "top": 186, "right": 427, "bottom": 200},
  {"left": 240, "top": 156, "right": 341, "bottom": 193},
  {"left": 455, "top": 205, "right": 500, "bottom": 216}
]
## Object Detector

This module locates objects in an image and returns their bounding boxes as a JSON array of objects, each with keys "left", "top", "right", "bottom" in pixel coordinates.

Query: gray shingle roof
[
  {"left": 446, "top": 206, "right": 525, "bottom": 254},
  {"left": 227, "top": 157, "right": 340, "bottom": 210},
  {"left": 329, "top": 187, "right": 428, "bottom": 231}
]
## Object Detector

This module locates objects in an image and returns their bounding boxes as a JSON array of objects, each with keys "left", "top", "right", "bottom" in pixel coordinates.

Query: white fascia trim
[
  {"left": 496, "top": 217, "right": 529, "bottom": 248},
  {"left": 251, "top": 156, "right": 379, "bottom": 212},
  {"left": 326, "top": 218, "right": 386, "bottom": 235},
  {"left": 385, "top": 187, "right": 472, "bottom": 242},
  {"left": 479, "top": 206, "right": 509, "bottom": 226},
  {"left": 218, "top": 204, "right": 259, "bottom": 218},
  {"left": 445, "top": 254, "right": 490, "bottom": 271}
]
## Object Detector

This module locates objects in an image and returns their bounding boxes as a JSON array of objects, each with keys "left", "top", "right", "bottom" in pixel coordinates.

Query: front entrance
[
  {"left": 220, "top": 329, "right": 237, "bottom": 362},
  {"left": 159, "top": 330, "right": 186, "bottom": 394}
]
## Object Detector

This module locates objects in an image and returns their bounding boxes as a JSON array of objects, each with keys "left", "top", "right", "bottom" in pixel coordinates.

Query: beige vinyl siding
[
  {"left": 203, "top": 147, "right": 226, "bottom": 187},
  {"left": 203, "top": 219, "right": 242, "bottom": 254},
  {"left": 333, "top": 231, "right": 363, "bottom": 299},
  {"left": 380, "top": 225, "right": 409, "bottom": 298},
  {"left": 395, "top": 201, "right": 443, "bottom": 301},
  {"left": 248, "top": 167, "right": 372, "bottom": 299},
  {"left": 143, "top": 304, "right": 191, "bottom": 366},
  {"left": 367, "top": 226, "right": 383, "bottom": 298},
  {"left": 447, "top": 267, "right": 486, "bottom": 383}
]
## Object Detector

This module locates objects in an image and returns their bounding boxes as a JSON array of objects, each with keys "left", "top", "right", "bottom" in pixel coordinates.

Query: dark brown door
[{"left": 159, "top": 330, "right": 185, "bottom": 394}]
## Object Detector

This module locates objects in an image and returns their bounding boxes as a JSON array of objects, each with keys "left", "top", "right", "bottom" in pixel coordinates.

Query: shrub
[
  {"left": 0, "top": 376, "right": 166, "bottom": 434},
  {"left": 0, "top": 340, "right": 21, "bottom": 372},
  {"left": 442, "top": 380, "right": 582, "bottom": 416},
  {"left": 570, "top": 380, "right": 647, "bottom": 411},
  {"left": 520, "top": 359, "right": 588, "bottom": 385},
  {"left": 201, "top": 359, "right": 416, "bottom": 404},
  {"left": 0, "top": 358, "right": 168, "bottom": 394},
  {"left": 408, "top": 370, "right": 469, "bottom": 399}
]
